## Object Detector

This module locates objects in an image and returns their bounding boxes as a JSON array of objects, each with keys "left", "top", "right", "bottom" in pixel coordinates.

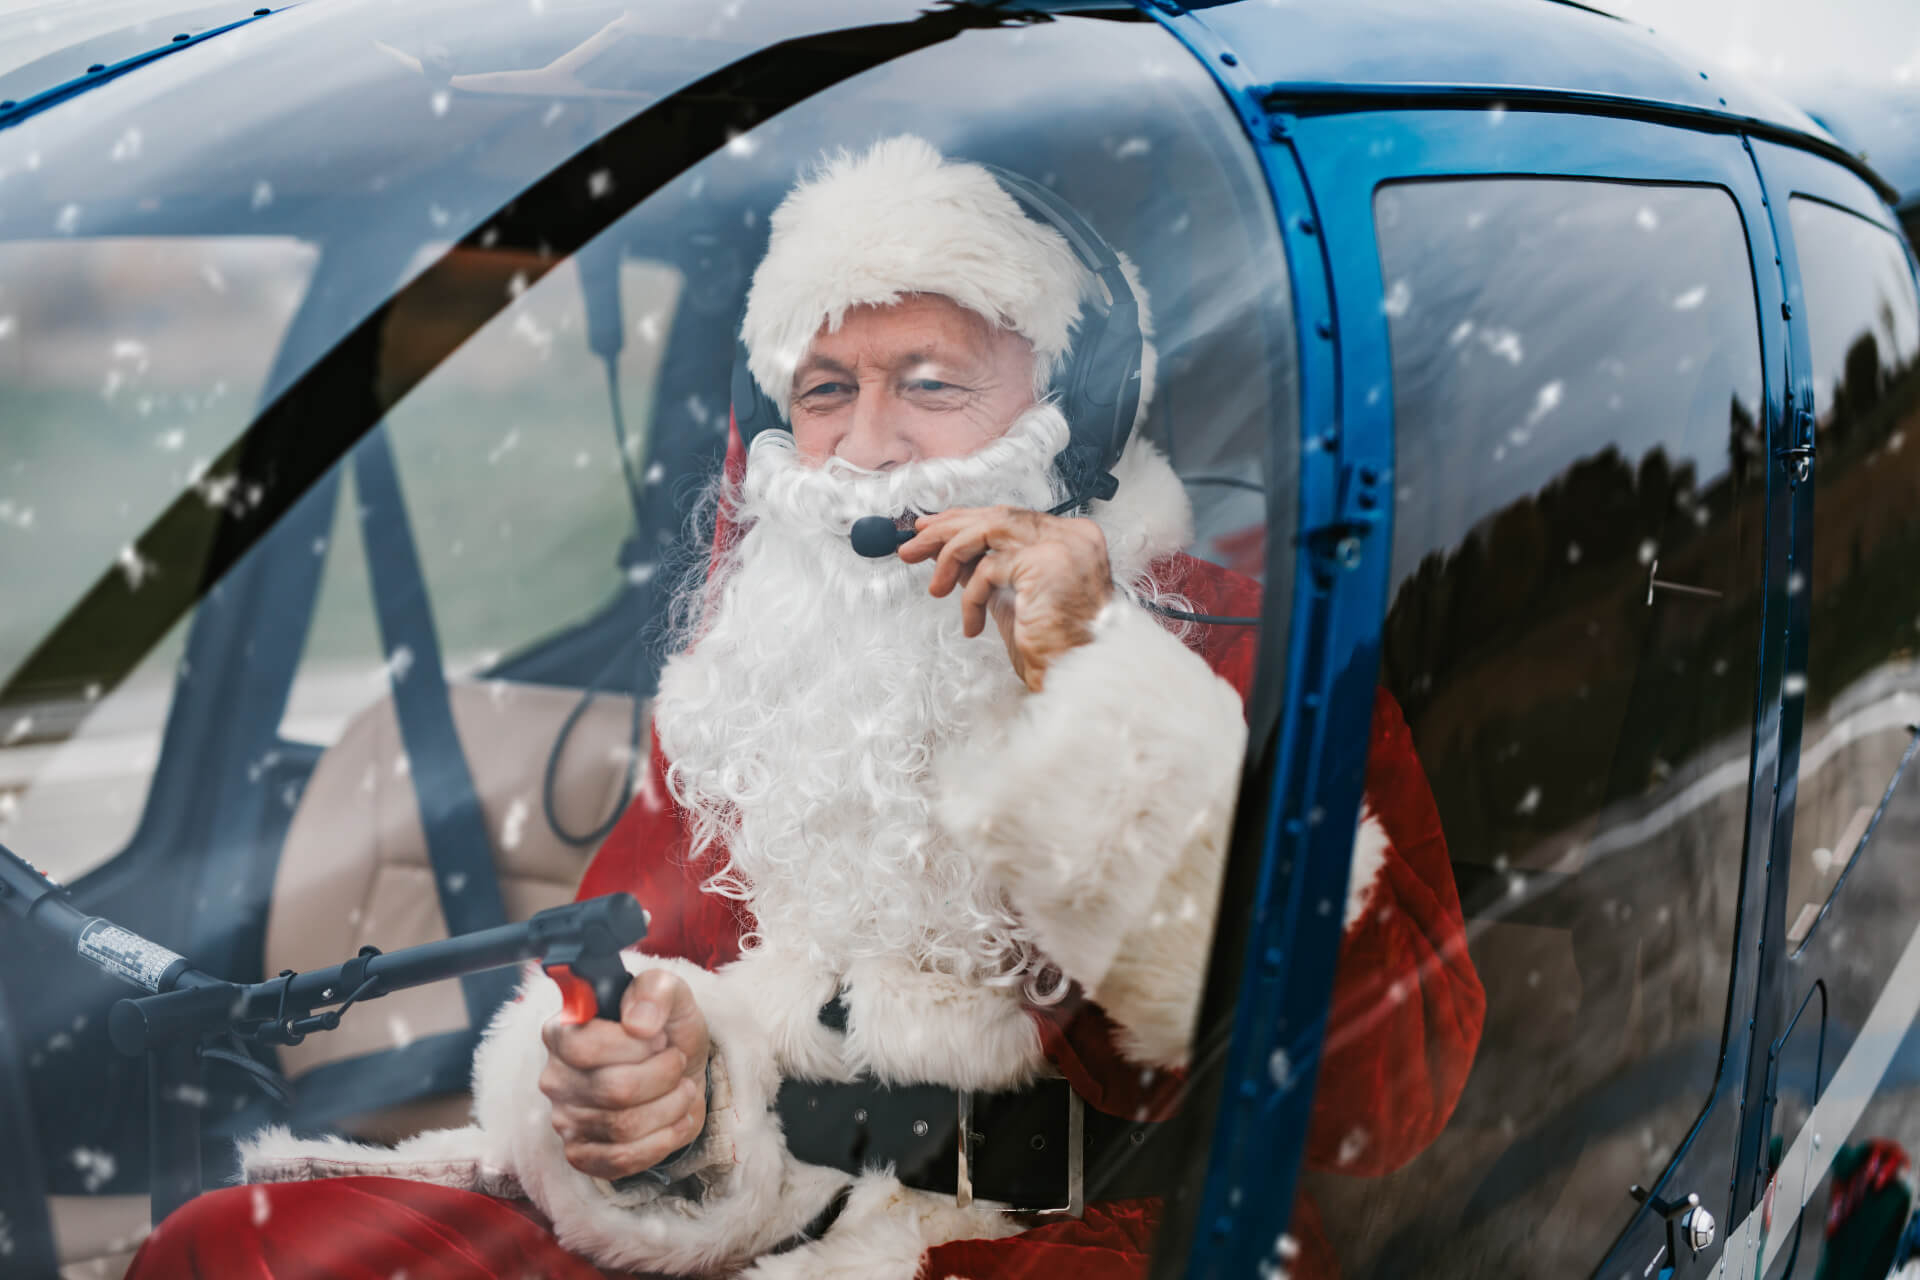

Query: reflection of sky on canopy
[{"left": 1376, "top": 179, "right": 1763, "bottom": 588}]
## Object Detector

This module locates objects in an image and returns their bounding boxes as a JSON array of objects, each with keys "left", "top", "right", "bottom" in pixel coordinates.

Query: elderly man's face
[{"left": 787, "top": 294, "right": 1037, "bottom": 469}]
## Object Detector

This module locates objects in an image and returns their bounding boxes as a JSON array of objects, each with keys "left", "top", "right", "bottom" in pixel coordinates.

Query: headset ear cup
[
  {"left": 730, "top": 337, "right": 786, "bottom": 445},
  {"left": 1061, "top": 292, "right": 1140, "bottom": 480}
]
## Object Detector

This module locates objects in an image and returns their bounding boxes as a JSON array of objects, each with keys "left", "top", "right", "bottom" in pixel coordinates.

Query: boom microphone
[
  {"left": 848, "top": 490, "right": 1105, "bottom": 559},
  {"left": 850, "top": 515, "right": 915, "bottom": 558}
]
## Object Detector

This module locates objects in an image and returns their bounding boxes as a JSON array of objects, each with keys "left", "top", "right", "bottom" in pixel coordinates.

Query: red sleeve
[
  {"left": 574, "top": 727, "right": 746, "bottom": 971},
  {"left": 1033, "top": 565, "right": 1483, "bottom": 1178},
  {"left": 1303, "top": 688, "right": 1484, "bottom": 1176}
]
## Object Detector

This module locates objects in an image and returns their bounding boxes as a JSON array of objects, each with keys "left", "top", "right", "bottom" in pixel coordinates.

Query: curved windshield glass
[{"left": 0, "top": 6, "right": 1296, "bottom": 1276}]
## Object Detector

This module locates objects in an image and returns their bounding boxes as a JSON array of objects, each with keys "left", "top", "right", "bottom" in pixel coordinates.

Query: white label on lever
[{"left": 78, "top": 920, "right": 184, "bottom": 992}]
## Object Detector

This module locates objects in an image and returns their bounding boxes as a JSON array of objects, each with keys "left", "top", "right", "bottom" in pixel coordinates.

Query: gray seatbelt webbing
[{"left": 352, "top": 427, "right": 517, "bottom": 1027}]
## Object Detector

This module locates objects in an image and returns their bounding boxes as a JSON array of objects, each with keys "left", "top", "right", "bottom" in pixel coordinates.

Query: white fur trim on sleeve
[
  {"left": 470, "top": 955, "right": 846, "bottom": 1276},
  {"left": 238, "top": 1122, "right": 519, "bottom": 1197},
  {"left": 934, "top": 598, "right": 1246, "bottom": 1070}
]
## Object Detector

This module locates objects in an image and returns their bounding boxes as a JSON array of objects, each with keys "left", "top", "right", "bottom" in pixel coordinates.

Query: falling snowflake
[
  {"left": 3, "top": 716, "right": 30, "bottom": 746},
  {"left": 167, "top": 1083, "right": 210, "bottom": 1108},
  {"left": 251, "top": 180, "right": 274, "bottom": 211},
  {"left": 70, "top": 1147, "right": 116, "bottom": 1192},
  {"left": 1336, "top": 1127, "right": 1370, "bottom": 1165},
  {"left": 1381, "top": 279, "right": 1412, "bottom": 318},
  {"left": 1672, "top": 285, "right": 1708, "bottom": 311},
  {"left": 251, "top": 1185, "right": 271, "bottom": 1226},
  {"left": 1636, "top": 206, "right": 1660, "bottom": 231},
  {"left": 501, "top": 797, "right": 529, "bottom": 851},
  {"left": 1526, "top": 380, "right": 1565, "bottom": 426},
  {"left": 511, "top": 315, "right": 551, "bottom": 358},
  {"left": 116, "top": 544, "right": 155, "bottom": 589},
  {"left": 109, "top": 127, "right": 142, "bottom": 162},
  {"left": 430, "top": 90, "right": 450, "bottom": 117},
  {"left": 1515, "top": 785, "right": 1541, "bottom": 816},
  {"left": 587, "top": 168, "right": 614, "bottom": 199},
  {"left": 55, "top": 203, "right": 80, "bottom": 234},
  {"left": 1479, "top": 328, "right": 1524, "bottom": 364},
  {"left": 385, "top": 644, "right": 415, "bottom": 685}
]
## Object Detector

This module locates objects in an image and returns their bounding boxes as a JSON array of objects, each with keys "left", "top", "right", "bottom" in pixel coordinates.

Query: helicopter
[{"left": 1, "top": 1, "right": 1917, "bottom": 1277}]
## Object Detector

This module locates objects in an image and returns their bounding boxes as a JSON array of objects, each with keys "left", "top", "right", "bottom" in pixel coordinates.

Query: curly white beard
[{"left": 652, "top": 405, "right": 1073, "bottom": 993}]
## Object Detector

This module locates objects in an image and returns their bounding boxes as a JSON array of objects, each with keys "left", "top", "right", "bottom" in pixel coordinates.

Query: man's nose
[{"left": 836, "top": 387, "right": 915, "bottom": 471}]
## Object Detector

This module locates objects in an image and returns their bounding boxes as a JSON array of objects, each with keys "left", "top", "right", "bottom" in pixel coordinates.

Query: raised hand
[{"left": 898, "top": 505, "right": 1113, "bottom": 692}]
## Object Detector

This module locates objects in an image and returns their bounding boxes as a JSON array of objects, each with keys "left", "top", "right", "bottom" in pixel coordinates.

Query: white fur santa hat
[{"left": 740, "top": 134, "right": 1150, "bottom": 421}]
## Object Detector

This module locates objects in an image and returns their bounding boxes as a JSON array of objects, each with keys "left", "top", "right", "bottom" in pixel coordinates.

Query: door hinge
[
  {"left": 1777, "top": 390, "right": 1816, "bottom": 484},
  {"left": 1303, "top": 461, "right": 1383, "bottom": 569}
]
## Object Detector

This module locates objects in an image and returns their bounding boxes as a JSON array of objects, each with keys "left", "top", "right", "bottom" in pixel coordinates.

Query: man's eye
[
  {"left": 803, "top": 381, "right": 849, "bottom": 398},
  {"left": 909, "top": 379, "right": 952, "bottom": 393}
]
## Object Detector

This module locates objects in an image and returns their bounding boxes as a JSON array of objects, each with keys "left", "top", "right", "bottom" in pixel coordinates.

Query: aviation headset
[{"left": 726, "top": 163, "right": 1146, "bottom": 515}]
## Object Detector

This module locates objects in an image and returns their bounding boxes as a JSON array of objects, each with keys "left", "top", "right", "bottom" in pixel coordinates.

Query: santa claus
[{"left": 127, "top": 135, "right": 1482, "bottom": 1279}]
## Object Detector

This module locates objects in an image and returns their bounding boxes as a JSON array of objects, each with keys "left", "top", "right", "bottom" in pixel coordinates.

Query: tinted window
[
  {"left": 1774, "top": 197, "right": 1920, "bottom": 1228},
  {"left": 1312, "top": 178, "right": 1764, "bottom": 1278}
]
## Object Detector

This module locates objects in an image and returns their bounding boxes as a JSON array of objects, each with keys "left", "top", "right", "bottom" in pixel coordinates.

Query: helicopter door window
[
  {"left": 0, "top": 236, "right": 318, "bottom": 882},
  {"left": 258, "top": 247, "right": 684, "bottom": 1129},
  {"left": 1774, "top": 196, "right": 1920, "bottom": 1195},
  {"left": 1316, "top": 177, "right": 1766, "bottom": 1277}
]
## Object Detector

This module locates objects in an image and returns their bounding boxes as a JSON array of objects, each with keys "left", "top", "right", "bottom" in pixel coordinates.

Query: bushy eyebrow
[{"left": 793, "top": 354, "right": 856, "bottom": 385}]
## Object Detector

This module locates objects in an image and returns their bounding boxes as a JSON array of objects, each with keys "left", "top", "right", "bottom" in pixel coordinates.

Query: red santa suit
[{"left": 127, "top": 135, "right": 1482, "bottom": 1280}]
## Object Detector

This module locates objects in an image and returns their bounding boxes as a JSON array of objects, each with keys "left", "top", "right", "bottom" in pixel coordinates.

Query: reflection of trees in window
[
  {"left": 1803, "top": 337, "right": 1920, "bottom": 718},
  {"left": 1380, "top": 394, "right": 1763, "bottom": 858}
]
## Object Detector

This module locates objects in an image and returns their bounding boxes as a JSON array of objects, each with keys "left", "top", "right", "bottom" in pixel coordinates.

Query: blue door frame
[
  {"left": 1147, "top": 8, "right": 1806, "bottom": 1275},
  {"left": 1716, "top": 140, "right": 1920, "bottom": 1278}
]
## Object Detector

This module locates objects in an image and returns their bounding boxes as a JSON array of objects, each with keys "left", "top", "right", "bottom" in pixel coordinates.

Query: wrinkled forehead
[{"left": 799, "top": 294, "right": 1034, "bottom": 374}]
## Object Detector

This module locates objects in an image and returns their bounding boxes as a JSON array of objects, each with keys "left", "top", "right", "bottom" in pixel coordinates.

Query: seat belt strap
[{"left": 352, "top": 426, "right": 517, "bottom": 1027}]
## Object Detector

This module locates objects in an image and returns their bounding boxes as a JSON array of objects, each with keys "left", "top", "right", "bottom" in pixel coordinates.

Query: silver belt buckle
[{"left": 955, "top": 1087, "right": 1084, "bottom": 1218}]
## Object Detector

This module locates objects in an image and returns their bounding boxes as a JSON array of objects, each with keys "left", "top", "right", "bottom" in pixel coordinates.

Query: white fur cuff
[
  {"left": 935, "top": 599, "right": 1246, "bottom": 1068},
  {"left": 470, "top": 958, "right": 846, "bottom": 1276}
]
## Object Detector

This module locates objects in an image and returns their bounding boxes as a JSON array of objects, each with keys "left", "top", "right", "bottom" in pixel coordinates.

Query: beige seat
[
  {"left": 263, "top": 678, "right": 643, "bottom": 1138},
  {"left": 47, "top": 1193, "right": 149, "bottom": 1279}
]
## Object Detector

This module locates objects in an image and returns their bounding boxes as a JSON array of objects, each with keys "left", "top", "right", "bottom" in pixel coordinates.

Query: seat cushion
[{"left": 263, "top": 680, "right": 643, "bottom": 1131}]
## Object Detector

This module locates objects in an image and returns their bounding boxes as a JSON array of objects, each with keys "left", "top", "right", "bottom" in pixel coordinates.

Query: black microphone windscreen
[{"left": 850, "top": 516, "right": 911, "bottom": 558}]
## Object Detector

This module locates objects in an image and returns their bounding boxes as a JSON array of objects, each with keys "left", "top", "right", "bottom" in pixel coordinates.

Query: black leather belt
[{"left": 774, "top": 1073, "right": 1175, "bottom": 1213}]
